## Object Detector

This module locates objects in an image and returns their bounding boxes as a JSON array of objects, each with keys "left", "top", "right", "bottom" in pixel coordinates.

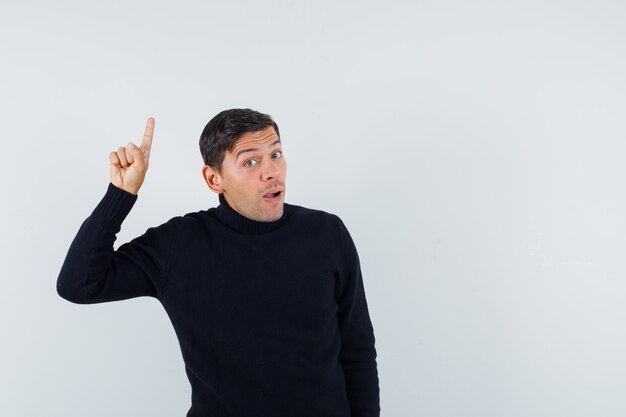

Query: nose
[{"left": 261, "top": 158, "right": 280, "bottom": 182}]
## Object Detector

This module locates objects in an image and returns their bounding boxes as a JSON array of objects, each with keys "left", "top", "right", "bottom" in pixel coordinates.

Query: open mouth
[{"left": 263, "top": 190, "right": 282, "bottom": 201}]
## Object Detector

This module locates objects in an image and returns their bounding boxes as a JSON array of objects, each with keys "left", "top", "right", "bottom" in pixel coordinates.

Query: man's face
[{"left": 213, "top": 126, "right": 287, "bottom": 222}]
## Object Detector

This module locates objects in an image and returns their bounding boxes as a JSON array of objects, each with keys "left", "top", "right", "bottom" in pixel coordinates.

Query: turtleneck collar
[{"left": 215, "top": 193, "right": 292, "bottom": 234}]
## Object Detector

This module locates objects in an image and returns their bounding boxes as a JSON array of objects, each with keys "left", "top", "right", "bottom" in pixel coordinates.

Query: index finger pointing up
[{"left": 141, "top": 116, "right": 155, "bottom": 151}]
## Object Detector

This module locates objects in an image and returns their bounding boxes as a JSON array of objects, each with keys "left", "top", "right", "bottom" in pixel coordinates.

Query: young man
[{"left": 57, "top": 108, "right": 380, "bottom": 417}]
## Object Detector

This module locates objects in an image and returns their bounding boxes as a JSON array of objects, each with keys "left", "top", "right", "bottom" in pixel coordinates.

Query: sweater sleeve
[
  {"left": 335, "top": 218, "right": 381, "bottom": 417},
  {"left": 56, "top": 182, "right": 183, "bottom": 304}
]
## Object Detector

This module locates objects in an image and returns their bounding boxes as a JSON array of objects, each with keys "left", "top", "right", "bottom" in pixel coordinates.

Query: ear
[{"left": 202, "top": 165, "right": 225, "bottom": 194}]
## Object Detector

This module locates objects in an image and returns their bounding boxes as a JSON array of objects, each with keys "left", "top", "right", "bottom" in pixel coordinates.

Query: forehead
[{"left": 230, "top": 126, "right": 280, "bottom": 150}]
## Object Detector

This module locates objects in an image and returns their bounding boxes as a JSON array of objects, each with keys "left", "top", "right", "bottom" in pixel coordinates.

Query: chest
[{"left": 162, "top": 232, "right": 341, "bottom": 344}]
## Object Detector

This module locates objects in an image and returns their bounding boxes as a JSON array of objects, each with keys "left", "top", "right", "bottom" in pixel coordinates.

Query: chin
[{"left": 262, "top": 208, "right": 283, "bottom": 222}]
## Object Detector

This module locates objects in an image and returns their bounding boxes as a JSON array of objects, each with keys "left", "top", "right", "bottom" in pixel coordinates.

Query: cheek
[{"left": 231, "top": 168, "right": 253, "bottom": 182}]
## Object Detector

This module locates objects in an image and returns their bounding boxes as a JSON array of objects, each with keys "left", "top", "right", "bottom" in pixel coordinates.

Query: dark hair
[{"left": 199, "top": 108, "right": 280, "bottom": 175}]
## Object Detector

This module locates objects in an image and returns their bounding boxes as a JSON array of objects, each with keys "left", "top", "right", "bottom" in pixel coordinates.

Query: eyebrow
[{"left": 235, "top": 139, "right": 281, "bottom": 160}]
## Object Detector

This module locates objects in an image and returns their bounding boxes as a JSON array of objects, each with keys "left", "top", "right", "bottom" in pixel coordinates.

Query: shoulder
[
  {"left": 284, "top": 201, "right": 345, "bottom": 230},
  {"left": 173, "top": 208, "right": 217, "bottom": 235},
  {"left": 140, "top": 208, "right": 206, "bottom": 237},
  {"left": 288, "top": 203, "right": 358, "bottom": 247},
  {"left": 142, "top": 213, "right": 186, "bottom": 236}
]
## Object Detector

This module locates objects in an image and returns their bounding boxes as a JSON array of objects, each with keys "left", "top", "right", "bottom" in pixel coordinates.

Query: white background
[{"left": 1, "top": 1, "right": 625, "bottom": 416}]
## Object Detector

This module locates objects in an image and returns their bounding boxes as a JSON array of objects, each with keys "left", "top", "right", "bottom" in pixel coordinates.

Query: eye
[
  {"left": 244, "top": 159, "right": 257, "bottom": 167},
  {"left": 273, "top": 151, "right": 282, "bottom": 159}
]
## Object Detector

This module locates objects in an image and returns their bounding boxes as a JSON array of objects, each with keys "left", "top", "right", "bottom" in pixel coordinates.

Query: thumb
[{"left": 128, "top": 143, "right": 147, "bottom": 173}]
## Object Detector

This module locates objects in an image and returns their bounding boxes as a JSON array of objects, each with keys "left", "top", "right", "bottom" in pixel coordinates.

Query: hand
[{"left": 109, "top": 117, "right": 155, "bottom": 195}]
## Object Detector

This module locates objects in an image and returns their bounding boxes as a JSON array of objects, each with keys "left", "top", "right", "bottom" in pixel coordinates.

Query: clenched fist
[{"left": 109, "top": 117, "right": 155, "bottom": 195}]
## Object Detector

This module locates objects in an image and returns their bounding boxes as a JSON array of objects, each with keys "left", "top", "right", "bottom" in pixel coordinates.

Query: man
[{"left": 57, "top": 108, "right": 380, "bottom": 417}]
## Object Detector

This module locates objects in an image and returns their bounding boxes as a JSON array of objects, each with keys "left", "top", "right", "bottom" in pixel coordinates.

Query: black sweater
[{"left": 57, "top": 182, "right": 380, "bottom": 417}]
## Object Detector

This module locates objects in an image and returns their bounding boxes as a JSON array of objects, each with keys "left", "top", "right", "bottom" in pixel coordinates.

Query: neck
[{"left": 215, "top": 193, "right": 292, "bottom": 234}]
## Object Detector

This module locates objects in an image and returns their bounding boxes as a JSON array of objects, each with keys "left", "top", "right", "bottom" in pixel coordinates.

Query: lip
[{"left": 262, "top": 187, "right": 284, "bottom": 198}]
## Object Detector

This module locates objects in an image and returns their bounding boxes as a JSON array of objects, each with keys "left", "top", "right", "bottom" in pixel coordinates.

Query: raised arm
[{"left": 56, "top": 118, "right": 182, "bottom": 304}]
